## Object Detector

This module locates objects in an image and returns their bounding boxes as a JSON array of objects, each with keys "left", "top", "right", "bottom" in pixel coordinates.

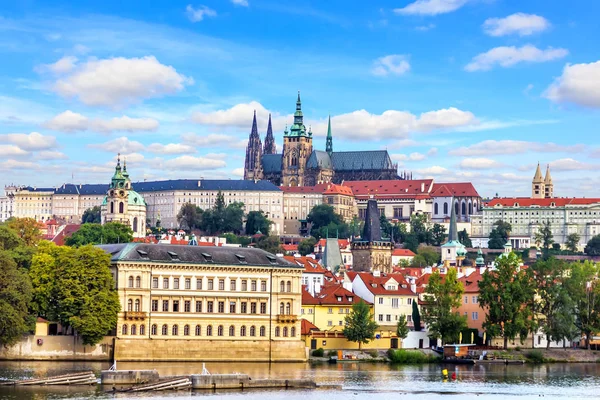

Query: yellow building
[
  {"left": 323, "top": 183, "right": 357, "bottom": 223},
  {"left": 300, "top": 284, "right": 370, "bottom": 331},
  {"left": 99, "top": 243, "right": 306, "bottom": 362}
]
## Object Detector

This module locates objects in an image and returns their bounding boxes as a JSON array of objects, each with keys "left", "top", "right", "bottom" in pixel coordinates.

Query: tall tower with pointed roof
[
  {"left": 263, "top": 113, "right": 277, "bottom": 155},
  {"left": 544, "top": 164, "right": 553, "bottom": 198},
  {"left": 351, "top": 198, "right": 393, "bottom": 273},
  {"left": 441, "top": 197, "right": 467, "bottom": 267},
  {"left": 325, "top": 115, "right": 333, "bottom": 156},
  {"left": 532, "top": 163, "right": 545, "bottom": 199},
  {"left": 243, "top": 110, "right": 264, "bottom": 181},
  {"left": 281, "top": 92, "right": 313, "bottom": 186}
]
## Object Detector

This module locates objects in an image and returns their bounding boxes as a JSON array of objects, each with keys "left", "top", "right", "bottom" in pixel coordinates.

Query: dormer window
[
  {"left": 136, "top": 249, "right": 148, "bottom": 259},
  {"left": 235, "top": 254, "right": 247, "bottom": 264},
  {"left": 348, "top": 296, "right": 353, "bottom": 302},
  {"left": 337, "top": 296, "right": 342, "bottom": 302},
  {"left": 201, "top": 252, "right": 213, "bottom": 262}
]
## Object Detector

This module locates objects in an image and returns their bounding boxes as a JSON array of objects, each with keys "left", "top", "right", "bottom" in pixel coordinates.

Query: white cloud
[
  {"left": 392, "top": 152, "right": 427, "bottom": 162},
  {"left": 36, "top": 55, "right": 78, "bottom": 74},
  {"left": 545, "top": 60, "right": 600, "bottom": 108},
  {"left": 1, "top": 132, "right": 58, "bottom": 151},
  {"left": 53, "top": 56, "right": 193, "bottom": 107},
  {"left": 146, "top": 143, "right": 196, "bottom": 155},
  {"left": 465, "top": 45, "right": 568, "bottom": 72},
  {"left": 89, "top": 137, "right": 145, "bottom": 154},
  {"left": 181, "top": 133, "right": 248, "bottom": 149},
  {"left": 371, "top": 55, "right": 410, "bottom": 77},
  {"left": 0, "top": 160, "right": 39, "bottom": 171},
  {"left": 37, "top": 151, "right": 68, "bottom": 160},
  {"left": 186, "top": 5, "right": 217, "bottom": 22},
  {"left": 459, "top": 157, "right": 503, "bottom": 169},
  {"left": 483, "top": 13, "right": 550, "bottom": 37},
  {"left": 165, "top": 155, "right": 227, "bottom": 170},
  {"left": 416, "top": 23, "right": 436, "bottom": 31},
  {"left": 44, "top": 110, "right": 159, "bottom": 133},
  {"left": 427, "top": 147, "right": 438, "bottom": 156},
  {"left": 0, "top": 145, "right": 29, "bottom": 157},
  {"left": 550, "top": 158, "right": 598, "bottom": 171},
  {"left": 449, "top": 140, "right": 584, "bottom": 156},
  {"left": 415, "top": 165, "right": 449, "bottom": 176},
  {"left": 416, "top": 107, "right": 476, "bottom": 132},
  {"left": 394, "top": 0, "right": 468, "bottom": 16},
  {"left": 231, "top": 167, "right": 244, "bottom": 177},
  {"left": 231, "top": 0, "right": 249, "bottom": 6},
  {"left": 191, "top": 101, "right": 288, "bottom": 131}
]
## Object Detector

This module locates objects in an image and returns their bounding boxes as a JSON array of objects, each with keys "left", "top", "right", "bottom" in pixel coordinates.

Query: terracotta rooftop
[
  {"left": 431, "top": 182, "right": 480, "bottom": 198},
  {"left": 459, "top": 270, "right": 483, "bottom": 293},
  {"left": 51, "top": 224, "right": 81, "bottom": 246},
  {"left": 355, "top": 272, "right": 415, "bottom": 296},
  {"left": 342, "top": 179, "right": 434, "bottom": 199},
  {"left": 392, "top": 248, "right": 416, "bottom": 257},
  {"left": 284, "top": 255, "right": 327, "bottom": 274},
  {"left": 302, "top": 284, "right": 368, "bottom": 306},
  {"left": 323, "top": 183, "right": 354, "bottom": 196},
  {"left": 300, "top": 318, "right": 319, "bottom": 335}
]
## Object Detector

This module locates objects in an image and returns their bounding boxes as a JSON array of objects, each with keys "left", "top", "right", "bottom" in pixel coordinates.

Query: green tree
[
  {"left": 404, "top": 233, "right": 419, "bottom": 254},
  {"left": 431, "top": 223, "right": 446, "bottom": 246},
  {"left": 534, "top": 220, "right": 554, "bottom": 257},
  {"left": 81, "top": 206, "right": 101, "bottom": 224},
  {"left": 410, "top": 214, "right": 432, "bottom": 245},
  {"left": 30, "top": 242, "right": 120, "bottom": 345},
  {"left": 380, "top": 213, "right": 393, "bottom": 239},
  {"left": 348, "top": 216, "right": 364, "bottom": 238},
  {"left": 412, "top": 300, "right": 422, "bottom": 331},
  {"left": 199, "top": 193, "right": 245, "bottom": 235},
  {"left": 458, "top": 229, "right": 473, "bottom": 248},
  {"left": 564, "top": 260, "right": 600, "bottom": 349},
  {"left": 0, "top": 224, "right": 35, "bottom": 270},
  {"left": 0, "top": 251, "right": 33, "bottom": 347},
  {"left": 306, "top": 204, "right": 349, "bottom": 240},
  {"left": 255, "top": 235, "right": 284, "bottom": 255},
  {"left": 245, "top": 211, "right": 272, "bottom": 235},
  {"left": 65, "top": 222, "right": 133, "bottom": 247},
  {"left": 422, "top": 268, "right": 467, "bottom": 344},
  {"left": 223, "top": 202, "right": 244, "bottom": 233},
  {"left": 584, "top": 235, "right": 600, "bottom": 256},
  {"left": 6, "top": 217, "right": 43, "bottom": 246},
  {"left": 298, "top": 237, "right": 317, "bottom": 256},
  {"left": 343, "top": 300, "right": 379, "bottom": 350},
  {"left": 478, "top": 252, "right": 536, "bottom": 349},
  {"left": 177, "top": 203, "right": 203, "bottom": 230},
  {"left": 417, "top": 246, "right": 440, "bottom": 266},
  {"left": 488, "top": 220, "right": 512, "bottom": 249},
  {"left": 396, "top": 315, "right": 409, "bottom": 340}
]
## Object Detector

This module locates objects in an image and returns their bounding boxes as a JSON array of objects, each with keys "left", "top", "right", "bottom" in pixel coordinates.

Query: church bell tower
[{"left": 282, "top": 91, "right": 313, "bottom": 187}]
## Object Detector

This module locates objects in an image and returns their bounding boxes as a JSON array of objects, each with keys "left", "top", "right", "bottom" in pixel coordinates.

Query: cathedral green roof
[{"left": 128, "top": 190, "right": 146, "bottom": 206}]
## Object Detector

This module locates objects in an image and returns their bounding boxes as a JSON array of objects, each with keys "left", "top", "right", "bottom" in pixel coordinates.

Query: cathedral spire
[
  {"left": 290, "top": 91, "right": 307, "bottom": 136},
  {"left": 544, "top": 164, "right": 553, "bottom": 185},
  {"left": 448, "top": 198, "right": 458, "bottom": 242},
  {"left": 296, "top": 91, "right": 301, "bottom": 111},
  {"left": 326, "top": 114, "right": 333, "bottom": 156},
  {"left": 244, "top": 110, "right": 263, "bottom": 180},
  {"left": 533, "top": 162, "right": 543, "bottom": 182},
  {"left": 250, "top": 110, "right": 259, "bottom": 139},
  {"left": 263, "top": 113, "right": 277, "bottom": 154}
]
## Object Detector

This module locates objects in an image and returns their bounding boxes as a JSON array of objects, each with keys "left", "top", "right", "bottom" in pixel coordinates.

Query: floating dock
[{"left": 0, "top": 371, "right": 97, "bottom": 386}]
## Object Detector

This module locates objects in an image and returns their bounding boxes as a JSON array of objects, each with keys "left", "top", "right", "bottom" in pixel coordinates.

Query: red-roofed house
[
  {"left": 301, "top": 284, "right": 370, "bottom": 331},
  {"left": 51, "top": 224, "right": 82, "bottom": 246},
  {"left": 456, "top": 270, "right": 486, "bottom": 332},
  {"left": 392, "top": 248, "right": 416, "bottom": 265},
  {"left": 285, "top": 255, "right": 327, "bottom": 294},
  {"left": 430, "top": 182, "right": 481, "bottom": 224},
  {"left": 322, "top": 183, "right": 357, "bottom": 222}
]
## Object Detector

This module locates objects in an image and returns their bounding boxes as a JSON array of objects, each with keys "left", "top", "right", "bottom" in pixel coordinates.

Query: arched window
[
  {"left": 207, "top": 325, "right": 213, "bottom": 336},
  {"left": 291, "top": 327, "right": 296, "bottom": 337},
  {"left": 128, "top": 276, "right": 134, "bottom": 288},
  {"left": 140, "top": 325, "right": 145, "bottom": 335},
  {"left": 217, "top": 325, "right": 224, "bottom": 336},
  {"left": 455, "top": 202, "right": 459, "bottom": 215},
  {"left": 133, "top": 217, "right": 138, "bottom": 233},
  {"left": 434, "top": 203, "right": 439, "bottom": 214},
  {"left": 195, "top": 325, "right": 201, "bottom": 336},
  {"left": 260, "top": 326, "right": 266, "bottom": 337},
  {"left": 119, "top": 202, "right": 124, "bottom": 214},
  {"left": 151, "top": 324, "right": 157, "bottom": 335},
  {"left": 135, "top": 276, "right": 141, "bottom": 288},
  {"left": 240, "top": 326, "right": 247, "bottom": 336},
  {"left": 131, "top": 324, "right": 137, "bottom": 335},
  {"left": 250, "top": 326, "right": 256, "bottom": 336},
  {"left": 285, "top": 302, "right": 291, "bottom": 315},
  {"left": 127, "top": 299, "right": 133, "bottom": 311},
  {"left": 280, "top": 303, "right": 285, "bottom": 314},
  {"left": 134, "top": 299, "right": 140, "bottom": 312},
  {"left": 110, "top": 202, "right": 114, "bottom": 213},
  {"left": 280, "top": 281, "right": 285, "bottom": 292},
  {"left": 172, "top": 325, "right": 179, "bottom": 336},
  {"left": 162, "top": 324, "right": 168, "bottom": 335},
  {"left": 229, "top": 325, "right": 235, "bottom": 336},
  {"left": 184, "top": 325, "right": 190, "bottom": 336},
  {"left": 283, "top": 327, "right": 288, "bottom": 337},
  {"left": 443, "top": 202, "right": 448, "bottom": 215},
  {"left": 461, "top": 202, "right": 466, "bottom": 215},
  {"left": 121, "top": 324, "right": 128, "bottom": 335},
  {"left": 275, "top": 327, "right": 280, "bottom": 337},
  {"left": 468, "top": 202, "right": 473, "bottom": 215},
  {"left": 286, "top": 281, "right": 291, "bottom": 292}
]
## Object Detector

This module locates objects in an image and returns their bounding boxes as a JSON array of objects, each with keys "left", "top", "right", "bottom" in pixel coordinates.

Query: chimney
[
  {"left": 373, "top": 270, "right": 381, "bottom": 277},
  {"left": 421, "top": 182, "right": 425, "bottom": 192}
]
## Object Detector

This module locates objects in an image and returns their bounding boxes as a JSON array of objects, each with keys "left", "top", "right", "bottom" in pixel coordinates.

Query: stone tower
[
  {"left": 544, "top": 164, "right": 553, "bottom": 198},
  {"left": 531, "top": 163, "right": 545, "bottom": 199},
  {"left": 263, "top": 113, "right": 277, "bottom": 155},
  {"left": 281, "top": 92, "right": 313, "bottom": 187},
  {"left": 351, "top": 197, "right": 393, "bottom": 273},
  {"left": 243, "top": 110, "right": 264, "bottom": 180},
  {"left": 441, "top": 198, "right": 466, "bottom": 267}
]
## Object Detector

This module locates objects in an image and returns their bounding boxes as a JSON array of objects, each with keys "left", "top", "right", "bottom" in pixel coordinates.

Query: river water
[{"left": 1, "top": 360, "right": 599, "bottom": 399}]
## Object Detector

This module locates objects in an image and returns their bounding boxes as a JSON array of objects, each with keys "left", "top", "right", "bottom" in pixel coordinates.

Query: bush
[
  {"left": 311, "top": 348, "right": 325, "bottom": 357},
  {"left": 367, "top": 350, "right": 379, "bottom": 358},
  {"left": 515, "top": 346, "right": 521, "bottom": 352},
  {"left": 327, "top": 350, "right": 337, "bottom": 357},
  {"left": 387, "top": 349, "right": 440, "bottom": 364},
  {"left": 526, "top": 350, "right": 544, "bottom": 363}
]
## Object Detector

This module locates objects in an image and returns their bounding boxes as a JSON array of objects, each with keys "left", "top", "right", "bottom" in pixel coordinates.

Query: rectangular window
[
  {"left": 230, "top": 280, "right": 236, "bottom": 291},
  {"left": 218, "top": 301, "right": 225, "bottom": 313},
  {"left": 207, "top": 301, "right": 214, "bottom": 313},
  {"left": 218, "top": 279, "right": 225, "bottom": 290},
  {"left": 379, "top": 298, "right": 384, "bottom": 304},
  {"left": 328, "top": 308, "right": 333, "bottom": 314},
  {"left": 378, "top": 314, "right": 383, "bottom": 322},
  {"left": 339, "top": 321, "right": 343, "bottom": 326},
  {"left": 152, "top": 277, "right": 158, "bottom": 289},
  {"left": 386, "top": 314, "right": 391, "bottom": 322},
  {"left": 464, "top": 295, "right": 468, "bottom": 304},
  {"left": 393, "top": 207, "right": 403, "bottom": 219},
  {"left": 151, "top": 300, "right": 158, "bottom": 312},
  {"left": 195, "top": 301, "right": 202, "bottom": 313},
  {"left": 185, "top": 278, "right": 191, "bottom": 290},
  {"left": 162, "top": 300, "right": 169, "bottom": 312},
  {"left": 472, "top": 312, "right": 479, "bottom": 320},
  {"left": 407, "top": 298, "right": 413, "bottom": 305},
  {"left": 196, "top": 278, "right": 202, "bottom": 290},
  {"left": 301, "top": 308, "right": 305, "bottom": 314},
  {"left": 407, "top": 315, "right": 412, "bottom": 322},
  {"left": 241, "top": 280, "right": 248, "bottom": 291},
  {"left": 250, "top": 302, "right": 257, "bottom": 314},
  {"left": 208, "top": 279, "right": 214, "bottom": 290},
  {"left": 261, "top": 281, "right": 267, "bottom": 291},
  {"left": 163, "top": 278, "right": 169, "bottom": 289},
  {"left": 174, "top": 278, "right": 179, "bottom": 289},
  {"left": 241, "top": 302, "right": 247, "bottom": 313},
  {"left": 472, "top": 296, "right": 478, "bottom": 304},
  {"left": 251, "top": 280, "right": 257, "bottom": 291},
  {"left": 391, "top": 298, "right": 399, "bottom": 308},
  {"left": 260, "top": 303, "right": 267, "bottom": 314},
  {"left": 328, "top": 320, "right": 333, "bottom": 326},
  {"left": 172, "top": 300, "right": 179, "bottom": 312},
  {"left": 308, "top": 309, "right": 313, "bottom": 314},
  {"left": 230, "top": 301, "right": 236, "bottom": 313},
  {"left": 184, "top": 300, "right": 191, "bottom": 312}
]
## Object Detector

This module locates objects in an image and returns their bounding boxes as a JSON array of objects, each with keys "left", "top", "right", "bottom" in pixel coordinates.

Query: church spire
[
  {"left": 325, "top": 114, "right": 333, "bottom": 156},
  {"left": 290, "top": 91, "right": 307, "bottom": 137},
  {"left": 250, "top": 110, "right": 259, "bottom": 139},
  {"left": 448, "top": 198, "right": 458, "bottom": 242},
  {"left": 263, "top": 113, "right": 277, "bottom": 154},
  {"left": 533, "top": 162, "right": 543, "bottom": 182},
  {"left": 544, "top": 164, "right": 553, "bottom": 184},
  {"left": 244, "top": 110, "right": 263, "bottom": 180}
]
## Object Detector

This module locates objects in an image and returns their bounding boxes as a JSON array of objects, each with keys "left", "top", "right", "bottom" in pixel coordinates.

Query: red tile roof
[
  {"left": 284, "top": 255, "right": 327, "bottom": 274},
  {"left": 282, "top": 244, "right": 298, "bottom": 252},
  {"left": 300, "top": 319, "right": 319, "bottom": 335},
  {"left": 459, "top": 270, "right": 483, "bottom": 293},
  {"left": 323, "top": 184, "right": 354, "bottom": 196},
  {"left": 355, "top": 272, "right": 415, "bottom": 296},
  {"left": 485, "top": 197, "right": 600, "bottom": 207},
  {"left": 316, "top": 238, "right": 350, "bottom": 249},
  {"left": 343, "top": 179, "right": 434, "bottom": 199},
  {"left": 302, "top": 284, "right": 368, "bottom": 306},
  {"left": 51, "top": 224, "right": 81, "bottom": 246},
  {"left": 392, "top": 248, "right": 416, "bottom": 257},
  {"left": 431, "top": 182, "right": 480, "bottom": 198}
]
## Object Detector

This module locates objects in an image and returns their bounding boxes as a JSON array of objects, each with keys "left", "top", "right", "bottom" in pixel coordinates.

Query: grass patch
[
  {"left": 366, "top": 350, "right": 379, "bottom": 358},
  {"left": 387, "top": 349, "right": 441, "bottom": 364},
  {"left": 525, "top": 350, "right": 544, "bottom": 363}
]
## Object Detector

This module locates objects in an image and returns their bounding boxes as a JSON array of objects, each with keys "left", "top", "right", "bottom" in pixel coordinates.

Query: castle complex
[{"left": 243, "top": 92, "right": 402, "bottom": 187}]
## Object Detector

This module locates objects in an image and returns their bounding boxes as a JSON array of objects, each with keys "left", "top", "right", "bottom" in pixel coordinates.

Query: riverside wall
[{"left": 0, "top": 336, "right": 114, "bottom": 361}]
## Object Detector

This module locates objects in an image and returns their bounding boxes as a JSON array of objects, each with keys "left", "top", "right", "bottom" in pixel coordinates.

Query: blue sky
[{"left": 1, "top": 0, "right": 599, "bottom": 198}]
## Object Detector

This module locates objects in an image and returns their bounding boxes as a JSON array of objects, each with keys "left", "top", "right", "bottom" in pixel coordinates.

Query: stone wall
[
  {"left": 114, "top": 338, "right": 307, "bottom": 362},
  {"left": 0, "top": 336, "right": 114, "bottom": 361}
]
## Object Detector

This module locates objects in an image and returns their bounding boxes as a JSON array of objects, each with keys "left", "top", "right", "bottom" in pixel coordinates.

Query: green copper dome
[{"left": 128, "top": 190, "right": 146, "bottom": 206}]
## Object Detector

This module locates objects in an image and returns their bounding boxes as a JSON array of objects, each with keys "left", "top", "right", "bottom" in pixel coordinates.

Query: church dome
[{"left": 128, "top": 190, "right": 146, "bottom": 206}]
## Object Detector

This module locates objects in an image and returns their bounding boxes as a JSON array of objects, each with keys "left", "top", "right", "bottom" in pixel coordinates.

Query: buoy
[
  {"left": 442, "top": 369, "right": 448, "bottom": 378},
  {"left": 451, "top": 372, "right": 456, "bottom": 380}
]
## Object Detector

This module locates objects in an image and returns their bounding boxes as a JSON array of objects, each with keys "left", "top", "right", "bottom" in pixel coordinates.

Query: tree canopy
[
  {"left": 245, "top": 211, "right": 272, "bottom": 236},
  {"left": 565, "top": 233, "right": 581, "bottom": 253},
  {"left": 199, "top": 192, "right": 245, "bottom": 235},
  {"left": 298, "top": 237, "right": 317, "bottom": 256},
  {"left": 488, "top": 220, "right": 512, "bottom": 249},
  {"left": 564, "top": 260, "right": 600, "bottom": 349},
  {"left": 343, "top": 300, "right": 379, "bottom": 349},
  {"left": 396, "top": 315, "right": 409, "bottom": 340},
  {"left": 82, "top": 206, "right": 101, "bottom": 224},
  {"left": 306, "top": 204, "right": 349, "bottom": 240},
  {"left": 6, "top": 217, "right": 43, "bottom": 247},
  {"left": 458, "top": 229, "right": 472, "bottom": 248},
  {"left": 0, "top": 251, "right": 32, "bottom": 347},
  {"left": 534, "top": 220, "right": 554, "bottom": 257},
  {"left": 584, "top": 235, "right": 600, "bottom": 256},
  {"left": 255, "top": 235, "right": 284, "bottom": 255},
  {"left": 177, "top": 203, "right": 203, "bottom": 230},
  {"left": 65, "top": 222, "right": 133, "bottom": 247}
]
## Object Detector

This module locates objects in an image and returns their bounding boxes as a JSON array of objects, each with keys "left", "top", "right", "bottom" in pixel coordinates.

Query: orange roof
[
  {"left": 282, "top": 244, "right": 298, "bottom": 252},
  {"left": 355, "top": 272, "right": 415, "bottom": 296},
  {"left": 51, "top": 224, "right": 81, "bottom": 246},
  {"left": 284, "top": 255, "right": 327, "bottom": 274},
  {"left": 393, "top": 267, "right": 425, "bottom": 277},
  {"left": 459, "top": 270, "right": 483, "bottom": 293},
  {"left": 392, "top": 248, "right": 416, "bottom": 257},
  {"left": 279, "top": 184, "right": 329, "bottom": 193},
  {"left": 485, "top": 197, "right": 600, "bottom": 207},
  {"left": 343, "top": 179, "right": 433, "bottom": 199},
  {"left": 316, "top": 238, "right": 350, "bottom": 249},
  {"left": 300, "top": 319, "right": 319, "bottom": 335},
  {"left": 323, "top": 183, "right": 354, "bottom": 196},
  {"left": 431, "top": 182, "right": 480, "bottom": 198},
  {"left": 302, "top": 284, "right": 368, "bottom": 306}
]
